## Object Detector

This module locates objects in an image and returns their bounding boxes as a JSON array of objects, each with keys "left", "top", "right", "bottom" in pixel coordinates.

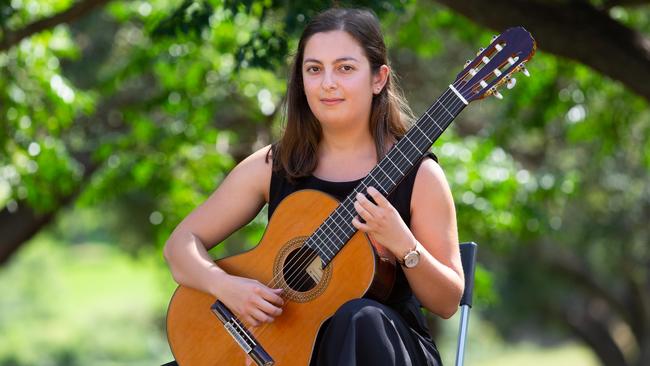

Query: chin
[{"left": 315, "top": 115, "right": 350, "bottom": 129}]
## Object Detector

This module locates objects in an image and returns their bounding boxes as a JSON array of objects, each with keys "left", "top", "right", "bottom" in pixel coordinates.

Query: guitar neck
[{"left": 307, "top": 86, "right": 468, "bottom": 265}]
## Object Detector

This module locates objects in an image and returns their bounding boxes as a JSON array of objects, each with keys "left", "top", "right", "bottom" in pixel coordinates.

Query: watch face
[{"left": 404, "top": 252, "right": 419, "bottom": 268}]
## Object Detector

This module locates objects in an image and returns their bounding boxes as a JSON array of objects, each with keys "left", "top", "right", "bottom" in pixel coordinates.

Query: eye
[
  {"left": 305, "top": 65, "right": 320, "bottom": 73},
  {"left": 340, "top": 65, "right": 355, "bottom": 72}
]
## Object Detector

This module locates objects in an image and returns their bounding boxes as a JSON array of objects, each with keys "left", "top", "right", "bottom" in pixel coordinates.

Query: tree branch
[
  {"left": 559, "top": 301, "right": 629, "bottom": 366},
  {"left": 0, "top": 0, "right": 111, "bottom": 52},
  {"left": 433, "top": 0, "right": 650, "bottom": 103},
  {"left": 603, "top": 0, "right": 650, "bottom": 10},
  {"left": 0, "top": 74, "right": 159, "bottom": 264},
  {"left": 541, "top": 250, "right": 631, "bottom": 326},
  {"left": 0, "top": 161, "right": 97, "bottom": 265}
]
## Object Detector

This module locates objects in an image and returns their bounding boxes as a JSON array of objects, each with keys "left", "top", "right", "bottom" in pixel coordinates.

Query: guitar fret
[
  {"left": 367, "top": 174, "right": 383, "bottom": 190},
  {"left": 394, "top": 145, "right": 412, "bottom": 163},
  {"left": 313, "top": 230, "right": 336, "bottom": 258},
  {"left": 424, "top": 110, "right": 443, "bottom": 132},
  {"left": 314, "top": 87, "right": 466, "bottom": 267},
  {"left": 376, "top": 164, "right": 396, "bottom": 185},
  {"left": 437, "top": 99, "right": 455, "bottom": 118},
  {"left": 385, "top": 154, "right": 404, "bottom": 175},
  {"left": 404, "top": 135, "right": 421, "bottom": 153},
  {"left": 325, "top": 211, "right": 354, "bottom": 241},
  {"left": 323, "top": 220, "right": 346, "bottom": 245},
  {"left": 309, "top": 240, "right": 331, "bottom": 263},
  {"left": 333, "top": 208, "right": 355, "bottom": 231},
  {"left": 412, "top": 123, "right": 433, "bottom": 143}
]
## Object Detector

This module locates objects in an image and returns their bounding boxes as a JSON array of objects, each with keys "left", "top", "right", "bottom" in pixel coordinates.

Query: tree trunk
[{"left": 433, "top": 0, "right": 650, "bottom": 103}]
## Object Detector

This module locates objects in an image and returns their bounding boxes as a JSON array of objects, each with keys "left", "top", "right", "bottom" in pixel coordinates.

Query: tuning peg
[
  {"left": 516, "top": 62, "right": 530, "bottom": 77},
  {"left": 476, "top": 47, "right": 485, "bottom": 56},
  {"left": 489, "top": 87, "right": 503, "bottom": 99},
  {"left": 507, "top": 77, "right": 517, "bottom": 89},
  {"left": 464, "top": 60, "right": 472, "bottom": 67},
  {"left": 492, "top": 35, "right": 499, "bottom": 41}
]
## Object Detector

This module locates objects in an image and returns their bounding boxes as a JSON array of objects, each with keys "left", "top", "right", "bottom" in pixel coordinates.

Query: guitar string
[
  {"left": 245, "top": 88, "right": 465, "bottom": 343},
  {"left": 247, "top": 54, "right": 510, "bottom": 338},
  {"left": 270, "top": 54, "right": 517, "bottom": 297},
  {"left": 265, "top": 88, "right": 463, "bottom": 301},
  {"left": 268, "top": 86, "right": 463, "bottom": 292},
  {"left": 244, "top": 84, "right": 467, "bottom": 339},
  {"left": 248, "top": 86, "right": 472, "bottom": 341}
]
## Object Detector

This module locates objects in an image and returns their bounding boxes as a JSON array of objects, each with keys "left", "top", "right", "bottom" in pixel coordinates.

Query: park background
[{"left": 1, "top": 0, "right": 649, "bottom": 365}]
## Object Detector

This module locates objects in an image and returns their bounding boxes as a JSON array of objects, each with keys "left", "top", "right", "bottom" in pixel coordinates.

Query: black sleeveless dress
[{"left": 269, "top": 152, "right": 442, "bottom": 366}]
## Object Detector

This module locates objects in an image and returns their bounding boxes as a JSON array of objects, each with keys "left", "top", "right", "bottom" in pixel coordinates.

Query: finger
[
  {"left": 367, "top": 186, "right": 389, "bottom": 207},
  {"left": 356, "top": 192, "right": 378, "bottom": 215},
  {"left": 257, "top": 298, "right": 283, "bottom": 317},
  {"left": 354, "top": 200, "right": 372, "bottom": 221},
  {"left": 260, "top": 287, "right": 285, "bottom": 306},
  {"left": 245, "top": 315, "right": 260, "bottom": 327},
  {"left": 352, "top": 216, "right": 370, "bottom": 232},
  {"left": 251, "top": 308, "right": 273, "bottom": 324}
]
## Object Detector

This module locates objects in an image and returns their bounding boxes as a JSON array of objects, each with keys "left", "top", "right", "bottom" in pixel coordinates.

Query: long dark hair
[{"left": 269, "top": 7, "right": 414, "bottom": 181}]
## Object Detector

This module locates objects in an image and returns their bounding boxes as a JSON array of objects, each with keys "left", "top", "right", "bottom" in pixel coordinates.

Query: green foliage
[
  {"left": 0, "top": 234, "right": 175, "bottom": 365},
  {"left": 1, "top": 0, "right": 650, "bottom": 364},
  {"left": 151, "top": 0, "right": 214, "bottom": 39}
]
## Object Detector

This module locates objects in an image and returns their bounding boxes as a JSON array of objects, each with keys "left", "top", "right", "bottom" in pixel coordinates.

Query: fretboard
[{"left": 306, "top": 87, "right": 468, "bottom": 266}]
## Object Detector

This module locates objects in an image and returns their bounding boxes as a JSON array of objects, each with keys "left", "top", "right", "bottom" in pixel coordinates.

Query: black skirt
[{"left": 309, "top": 297, "right": 442, "bottom": 366}]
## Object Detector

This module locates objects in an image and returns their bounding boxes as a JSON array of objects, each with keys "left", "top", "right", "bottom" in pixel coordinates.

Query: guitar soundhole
[{"left": 282, "top": 246, "right": 321, "bottom": 292}]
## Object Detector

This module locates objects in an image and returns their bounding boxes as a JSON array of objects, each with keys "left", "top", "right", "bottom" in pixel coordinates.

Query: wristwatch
[{"left": 397, "top": 244, "right": 420, "bottom": 268}]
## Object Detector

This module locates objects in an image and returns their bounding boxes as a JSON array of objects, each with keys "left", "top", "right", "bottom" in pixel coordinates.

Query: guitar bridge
[{"left": 211, "top": 300, "right": 274, "bottom": 366}]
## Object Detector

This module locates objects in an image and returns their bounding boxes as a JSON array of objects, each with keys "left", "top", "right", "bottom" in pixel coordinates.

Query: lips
[{"left": 320, "top": 98, "right": 344, "bottom": 106}]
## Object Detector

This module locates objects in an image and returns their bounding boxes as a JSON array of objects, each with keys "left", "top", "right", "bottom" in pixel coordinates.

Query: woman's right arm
[{"left": 163, "top": 145, "right": 283, "bottom": 326}]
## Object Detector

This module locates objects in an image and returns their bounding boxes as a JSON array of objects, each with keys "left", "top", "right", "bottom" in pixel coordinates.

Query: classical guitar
[{"left": 166, "top": 27, "right": 536, "bottom": 365}]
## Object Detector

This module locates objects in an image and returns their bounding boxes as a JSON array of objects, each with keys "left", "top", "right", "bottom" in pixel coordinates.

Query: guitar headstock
[{"left": 454, "top": 27, "right": 536, "bottom": 102}]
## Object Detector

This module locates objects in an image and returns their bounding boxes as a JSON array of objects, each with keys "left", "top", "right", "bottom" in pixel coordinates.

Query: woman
[{"left": 163, "top": 7, "right": 464, "bottom": 365}]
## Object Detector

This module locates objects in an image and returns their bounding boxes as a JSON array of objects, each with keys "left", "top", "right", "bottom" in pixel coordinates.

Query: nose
[{"left": 321, "top": 69, "right": 337, "bottom": 91}]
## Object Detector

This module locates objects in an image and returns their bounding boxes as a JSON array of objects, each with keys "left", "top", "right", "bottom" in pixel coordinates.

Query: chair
[{"left": 455, "top": 242, "right": 478, "bottom": 366}]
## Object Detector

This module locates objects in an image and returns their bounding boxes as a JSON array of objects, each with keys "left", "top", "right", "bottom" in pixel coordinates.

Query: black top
[{"left": 268, "top": 151, "right": 437, "bottom": 305}]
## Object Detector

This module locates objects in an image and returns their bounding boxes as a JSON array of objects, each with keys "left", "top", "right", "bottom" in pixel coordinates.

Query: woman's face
[{"left": 302, "top": 30, "right": 386, "bottom": 132}]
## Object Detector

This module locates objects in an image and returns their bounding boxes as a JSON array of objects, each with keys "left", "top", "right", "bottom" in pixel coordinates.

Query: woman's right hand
[{"left": 218, "top": 274, "right": 285, "bottom": 327}]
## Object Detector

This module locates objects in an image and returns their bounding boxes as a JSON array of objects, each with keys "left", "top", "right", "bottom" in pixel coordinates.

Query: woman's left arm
[
  {"left": 405, "top": 158, "right": 464, "bottom": 318},
  {"left": 352, "top": 158, "right": 464, "bottom": 318}
]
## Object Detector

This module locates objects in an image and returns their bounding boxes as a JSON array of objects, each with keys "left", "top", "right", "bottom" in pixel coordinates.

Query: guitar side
[{"left": 166, "top": 189, "right": 377, "bottom": 365}]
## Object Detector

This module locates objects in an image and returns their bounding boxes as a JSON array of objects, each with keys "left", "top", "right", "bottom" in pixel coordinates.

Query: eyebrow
[{"left": 303, "top": 56, "right": 359, "bottom": 65}]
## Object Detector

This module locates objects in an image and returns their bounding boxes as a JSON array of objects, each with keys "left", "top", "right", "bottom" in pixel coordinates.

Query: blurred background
[{"left": 1, "top": 0, "right": 649, "bottom": 365}]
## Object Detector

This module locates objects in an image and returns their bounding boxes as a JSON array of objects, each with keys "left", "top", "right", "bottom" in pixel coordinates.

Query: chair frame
[{"left": 455, "top": 242, "right": 478, "bottom": 366}]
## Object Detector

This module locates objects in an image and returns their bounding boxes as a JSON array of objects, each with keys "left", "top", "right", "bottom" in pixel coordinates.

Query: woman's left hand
[{"left": 351, "top": 186, "right": 416, "bottom": 257}]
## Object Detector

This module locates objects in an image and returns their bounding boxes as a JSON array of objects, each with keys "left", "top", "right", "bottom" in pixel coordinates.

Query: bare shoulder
[
  {"left": 229, "top": 144, "right": 274, "bottom": 203},
  {"left": 173, "top": 144, "right": 273, "bottom": 248},
  {"left": 236, "top": 144, "right": 273, "bottom": 168},
  {"left": 412, "top": 157, "right": 453, "bottom": 202}
]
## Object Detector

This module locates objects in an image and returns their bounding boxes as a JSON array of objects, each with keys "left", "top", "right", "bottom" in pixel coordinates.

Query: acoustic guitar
[{"left": 166, "top": 27, "right": 536, "bottom": 365}]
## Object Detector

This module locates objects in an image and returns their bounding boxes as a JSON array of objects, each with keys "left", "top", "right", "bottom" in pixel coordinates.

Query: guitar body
[{"left": 166, "top": 189, "right": 381, "bottom": 365}]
